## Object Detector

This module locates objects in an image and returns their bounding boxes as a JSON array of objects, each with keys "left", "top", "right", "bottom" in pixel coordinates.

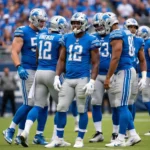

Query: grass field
[{"left": 0, "top": 113, "right": 150, "bottom": 150}]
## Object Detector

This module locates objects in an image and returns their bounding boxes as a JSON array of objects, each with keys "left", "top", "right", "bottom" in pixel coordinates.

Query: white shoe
[
  {"left": 144, "top": 131, "right": 150, "bottom": 136},
  {"left": 89, "top": 132, "right": 104, "bottom": 143},
  {"left": 61, "top": 140, "right": 71, "bottom": 147},
  {"left": 74, "top": 137, "right": 84, "bottom": 148},
  {"left": 20, "top": 131, "right": 28, "bottom": 147},
  {"left": 105, "top": 138, "right": 126, "bottom": 147},
  {"left": 74, "top": 122, "right": 79, "bottom": 132},
  {"left": 110, "top": 133, "right": 118, "bottom": 143},
  {"left": 45, "top": 138, "right": 71, "bottom": 148},
  {"left": 126, "top": 134, "right": 141, "bottom": 146}
]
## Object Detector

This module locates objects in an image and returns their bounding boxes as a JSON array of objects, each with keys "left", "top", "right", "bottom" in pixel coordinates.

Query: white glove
[
  {"left": 83, "top": 79, "right": 95, "bottom": 96},
  {"left": 138, "top": 71, "right": 147, "bottom": 91},
  {"left": 53, "top": 75, "right": 62, "bottom": 92}
]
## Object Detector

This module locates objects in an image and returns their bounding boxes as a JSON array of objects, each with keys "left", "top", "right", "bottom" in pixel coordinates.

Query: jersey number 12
[
  {"left": 38, "top": 41, "right": 52, "bottom": 60},
  {"left": 68, "top": 45, "right": 83, "bottom": 61}
]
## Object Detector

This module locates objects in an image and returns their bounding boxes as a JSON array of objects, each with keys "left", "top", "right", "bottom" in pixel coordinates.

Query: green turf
[{"left": 0, "top": 113, "right": 150, "bottom": 150}]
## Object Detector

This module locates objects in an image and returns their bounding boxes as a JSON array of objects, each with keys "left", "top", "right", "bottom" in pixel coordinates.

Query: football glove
[
  {"left": 53, "top": 75, "right": 62, "bottom": 91},
  {"left": 17, "top": 66, "right": 29, "bottom": 80},
  {"left": 83, "top": 79, "right": 95, "bottom": 96}
]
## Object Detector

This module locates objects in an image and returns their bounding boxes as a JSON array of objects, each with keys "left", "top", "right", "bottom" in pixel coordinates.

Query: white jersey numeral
[
  {"left": 68, "top": 45, "right": 83, "bottom": 61},
  {"left": 31, "top": 37, "right": 37, "bottom": 52},
  {"left": 38, "top": 40, "right": 52, "bottom": 60},
  {"left": 100, "top": 42, "right": 109, "bottom": 57},
  {"left": 128, "top": 36, "right": 135, "bottom": 56}
]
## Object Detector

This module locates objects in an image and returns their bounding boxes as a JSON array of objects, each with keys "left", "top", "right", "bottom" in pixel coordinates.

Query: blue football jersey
[
  {"left": 61, "top": 32, "right": 101, "bottom": 79},
  {"left": 93, "top": 33, "right": 110, "bottom": 75},
  {"left": 144, "top": 38, "right": 150, "bottom": 77},
  {"left": 14, "top": 26, "right": 47, "bottom": 70},
  {"left": 132, "top": 36, "right": 144, "bottom": 72},
  {"left": 37, "top": 32, "right": 62, "bottom": 71},
  {"left": 109, "top": 29, "right": 134, "bottom": 72}
]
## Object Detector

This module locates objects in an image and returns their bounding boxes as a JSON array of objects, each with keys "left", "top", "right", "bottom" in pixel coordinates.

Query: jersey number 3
[{"left": 68, "top": 45, "right": 83, "bottom": 61}]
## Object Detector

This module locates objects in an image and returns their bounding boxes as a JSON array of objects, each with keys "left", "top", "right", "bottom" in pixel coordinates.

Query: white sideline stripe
[{"left": 85, "top": 147, "right": 123, "bottom": 150}]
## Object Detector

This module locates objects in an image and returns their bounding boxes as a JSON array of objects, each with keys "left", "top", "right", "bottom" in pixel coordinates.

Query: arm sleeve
[
  {"left": 59, "top": 34, "right": 67, "bottom": 46},
  {"left": 90, "top": 36, "right": 101, "bottom": 50},
  {"left": 109, "top": 30, "right": 123, "bottom": 42},
  {"left": 14, "top": 27, "right": 24, "bottom": 38},
  {"left": 140, "top": 38, "right": 145, "bottom": 48}
]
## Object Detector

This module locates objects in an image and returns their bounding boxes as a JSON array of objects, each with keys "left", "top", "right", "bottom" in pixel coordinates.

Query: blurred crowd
[{"left": 0, "top": 0, "right": 150, "bottom": 53}]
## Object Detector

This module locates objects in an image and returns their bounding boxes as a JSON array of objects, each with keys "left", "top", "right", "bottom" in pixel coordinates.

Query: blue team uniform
[
  {"left": 132, "top": 36, "right": 144, "bottom": 73},
  {"left": 61, "top": 32, "right": 100, "bottom": 79},
  {"left": 109, "top": 29, "right": 134, "bottom": 72},
  {"left": 93, "top": 33, "right": 110, "bottom": 75},
  {"left": 37, "top": 32, "right": 62, "bottom": 71},
  {"left": 144, "top": 38, "right": 150, "bottom": 77},
  {"left": 14, "top": 26, "right": 47, "bottom": 70}
]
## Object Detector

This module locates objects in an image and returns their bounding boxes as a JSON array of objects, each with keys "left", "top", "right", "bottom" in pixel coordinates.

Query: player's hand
[
  {"left": 53, "top": 75, "right": 62, "bottom": 91},
  {"left": 83, "top": 79, "right": 95, "bottom": 96},
  {"left": 138, "top": 78, "right": 146, "bottom": 91},
  {"left": 104, "top": 77, "right": 110, "bottom": 89},
  {"left": 17, "top": 66, "right": 29, "bottom": 80}
]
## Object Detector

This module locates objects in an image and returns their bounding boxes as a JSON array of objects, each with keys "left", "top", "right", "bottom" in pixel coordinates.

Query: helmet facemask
[
  {"left": 93, "top": 23, "right": 106, "bottom": 35},
  {"left": 70, "top": 12, "right": 88, "bottom": 35}
]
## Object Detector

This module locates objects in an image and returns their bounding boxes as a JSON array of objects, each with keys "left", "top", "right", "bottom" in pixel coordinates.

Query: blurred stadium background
[{"left": 0, "top": 0, "right": 150, "bottom": 116}]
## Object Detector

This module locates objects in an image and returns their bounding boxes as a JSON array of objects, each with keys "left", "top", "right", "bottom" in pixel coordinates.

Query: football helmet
[
  {"left": 137, "top": 26, "right": 150, "bottom": 40},
  {"left": 70, "top": 12, "right": 88, "bottom": 34},
  {"left": 124, "top": 18, "right": 139, "bottom": 29},
  {"left": 92, "top": 13, "right": 106, "bottom": 35},
  {"left": 101, "top": 12, "right": 119, "bottom": 34},
  {"left": 29, "top": 8, "right": 48, "bottom": 30},
  {"left": 49, "top": 16, "right": 68, "bottom": 34}
]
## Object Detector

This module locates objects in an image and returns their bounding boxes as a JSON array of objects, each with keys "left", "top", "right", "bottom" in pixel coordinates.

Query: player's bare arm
[
  {"left": 138, "top": 48, "right": 147, "bottom": 72},
  {"left": 148, "top": 48, "right": 150, "bottom": 57},
  {"left": 91, "top": 49, "right": 99, "bottom": 80},
  {"left": 11, "top": 37, "right": 23, "bottom": 67},
  {"left": 56, "top": 45, "right": 66, "bottom": 76},
  {"left": 104, "top": 39, "right": 122, "bottom": 89}
]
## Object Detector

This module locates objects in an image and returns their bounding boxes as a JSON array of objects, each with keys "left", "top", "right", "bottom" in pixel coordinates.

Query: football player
[
  {"left": 124, "top": 18, "right": 147, "bottom": 121},
  {"left": 3, "top": 8, "right": 48, "bottom": 145},
  {"left": 48, "top": 12, "right": 100, "bottom": 148},
  {"left": 138, "top": 26, "right": 150, "bottom": 136},
  {"left": 102, "top": 12, "right": 141, "bottom": 147},
  {"left": 19, "top": 15, "right": 71, "bottom": 147},
  {"left": 89, "top": 12, "right": 118, "bottom": 143}
]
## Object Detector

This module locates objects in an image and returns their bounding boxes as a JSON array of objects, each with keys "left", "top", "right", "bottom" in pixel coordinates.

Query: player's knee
[
  {"left": 57, "top": 104, "right": 68, "bottom": 112},
  {"left": 91, "top": 98, "right": 101, "bottom": 105},
  {"left": 78, "top": 105, "right": 85, "bottom": 113},
  {"left": 34, "top": 103, "right": 45, "bottom": 108}
]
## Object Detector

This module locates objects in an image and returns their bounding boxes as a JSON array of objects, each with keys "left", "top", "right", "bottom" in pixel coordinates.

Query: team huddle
[{"left": 2, "top": 8, "right": 150, "bottom": 148}]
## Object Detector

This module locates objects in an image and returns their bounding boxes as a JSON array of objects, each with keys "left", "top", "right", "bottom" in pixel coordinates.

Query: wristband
[{"left": 16, "top": 64, "right": 21, "bottom": 69}]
